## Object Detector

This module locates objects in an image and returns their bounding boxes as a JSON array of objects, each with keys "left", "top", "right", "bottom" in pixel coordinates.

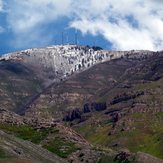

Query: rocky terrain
[
  {"left": 0, "top": 45, "right": 154, "bottom": 114},
  {"left": 0, "top": 45, "right": 163, "bottom": 163},
  {"left": 0, "top": 108, "right": 102, "bottom": 163}
]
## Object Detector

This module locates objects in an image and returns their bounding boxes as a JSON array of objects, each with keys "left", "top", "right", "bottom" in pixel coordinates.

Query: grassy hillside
[
  {"left": 0, "top": 121, "right": 101, "bottom": 163},
  {"left": 0, "top": 129, "right": 66, "bottom": 163}
]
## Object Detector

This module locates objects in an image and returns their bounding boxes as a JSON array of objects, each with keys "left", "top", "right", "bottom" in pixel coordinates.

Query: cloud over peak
[
  {"left": 70, "top": 0, "right": 163, "bottom": 50},
  {"left": 2, "top": 0, "right": 163, "bottom": 50}
]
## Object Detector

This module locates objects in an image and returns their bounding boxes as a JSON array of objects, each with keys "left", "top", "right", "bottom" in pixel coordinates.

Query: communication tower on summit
[
  {"left": 75, "top": 29, "right": 78, "bottom": 45},
  {"left": 66, "top": 34, "right": 69, "bottom": 44},
  {"left": 62, "top": 31, "right": 64, "bottom": 45}
]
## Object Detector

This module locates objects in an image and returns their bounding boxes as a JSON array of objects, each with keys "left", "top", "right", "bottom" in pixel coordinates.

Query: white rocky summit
[{"left": 0, "top": 45, "right": 154, "bottom": 82}]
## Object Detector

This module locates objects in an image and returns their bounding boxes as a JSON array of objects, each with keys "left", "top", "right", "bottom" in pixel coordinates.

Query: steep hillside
[
  {"left": 0, "top": 60, "right": 43, "bottom": 113},
  {"left": 0, "top": 45, "right": 152, "bottom": 113},
  {"left": 0, "top": 45, "right": 162, "bottom": 162},
  {"left": 0, "top": 130, "right": 66, "bottom": 163},
  {"left": 24, "top": 51, "right": 163, "bottom": 160},
  {"left": 0, "top": 108, "right": 103, "bottom": 163},
  {"left": 24, "top": 51, "right": 162, "bottom": 119},
  {"left": 0, "top": 45, "right": 127, "bottom": 113}
]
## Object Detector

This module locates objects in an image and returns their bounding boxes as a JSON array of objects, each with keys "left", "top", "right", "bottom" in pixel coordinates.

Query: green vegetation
[
  {"left": 75, "top": 122, "right": 112, "bottom": 146},
  {"left": 98, "top": 155, "right": 114, "bottom": 163},
  {"left": 75, "top": 111, "right": 163, "bottom": 159},
  {"left": 43, "top": 137, "right": 79, "bottom": 158},
  {"left": 0, "top": 124, "right": 80, "bottom": 158},
  {"left": 0, "top": 149, "right": 7, "bottom": 159},
  {"left": 0, "top": 124, "right": 59, "bottom": 144},
  {"left": 98, "top": 154, "right": 136, "bottom": 163},
  {"left": 0, "top": 148, "right": 12, "bottom": 160}
]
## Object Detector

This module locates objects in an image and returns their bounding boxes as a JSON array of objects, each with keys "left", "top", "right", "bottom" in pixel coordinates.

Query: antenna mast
[
  {"left": 62, "top": 32, "right": 64, "bottom": 45},
  {"left": 66, "top": 33, "right": 69, "bottom": 45},
  {"left": 75, "top": 30, "right": 77, "bottom": 45}
]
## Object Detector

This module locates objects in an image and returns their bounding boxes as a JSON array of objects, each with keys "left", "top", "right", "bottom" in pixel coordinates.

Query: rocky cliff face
[
  {"left": 0, "top": 45, "right": 154, "bottom": 84},
  {"left": 0, "top": 45, "right": 154, "bottom": 113}
]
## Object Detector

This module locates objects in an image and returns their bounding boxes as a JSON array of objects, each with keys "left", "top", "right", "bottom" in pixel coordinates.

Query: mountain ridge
[
  {"left": 0, "top": 45, "right": 156, "bottom": 114},
  {"left": 0, "top": 45, "right": 163, "bottom": 163}
]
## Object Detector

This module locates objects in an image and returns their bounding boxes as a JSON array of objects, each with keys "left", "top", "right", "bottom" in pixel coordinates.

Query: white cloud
[
  {"left": 0, "top": 26, "right": 4, "bottom": 33},
  {"left": 5, "top": 0, "right": 163, "bottom": 50},
  {"left": 6, "top": 0, "right": 73, "bottom": 48},
  {"left": 0, "top": 0, "right": 3, "bottom": 12},
  {"left": 0, "top": 0, "right": 4, "bottom": 33},
  {"left": 7, "top": 0, "right": 72, "bottom": 33},
  {"left": 70, "top": 0, "right": 163, "bottom": 50}
]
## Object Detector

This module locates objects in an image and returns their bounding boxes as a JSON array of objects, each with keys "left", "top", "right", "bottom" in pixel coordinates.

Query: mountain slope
[
  {"left": 0, "top": 130, "right": 66, "bottom": 163},
  {"left": 0, "top": 45, "right": 117, "bottom": 113},
  {"left": 0, "top": 45, "right": 153, "bottom": 113},
  {"left": 0, "top": 108, "right": 103, "bottom": 163},
  {"left": 0, "top": 45, "right": 162, "bottom": 162},
  {"left": 23, "top": 50, "right": 163, "bottom": 160}
]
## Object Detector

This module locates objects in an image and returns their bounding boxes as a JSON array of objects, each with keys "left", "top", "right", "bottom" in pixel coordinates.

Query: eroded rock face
[
  {"left": 0, "top": 45, "right": 154, "bottom": 85},
  {"left": 63, "top": 109, "right": 82, "bottom": 122},
  {"left": 114, "top": 151, "right": 131, "bottom": 162},
  {"left": 110, "top": 91, "right": 144, "bottom": 105},
  {"left": 90, "top": 102, "right": 107, "bottom": 111},
  {"left": 83, "top": 104, "right": 91, "bottom": 113},
  {"left": 0, "top": 45, "right": 156, "bottom": 115},
  {"left": 63, "top": 102, "right": 107, "bottom": 122},
  {"left": 83, "top": 102, "right": 107, "bottom": 112}
]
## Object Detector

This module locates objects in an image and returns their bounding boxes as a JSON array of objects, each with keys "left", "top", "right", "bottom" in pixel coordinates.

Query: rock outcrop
[
  {"left": 110, "top": 91, "right": 144, "bottom": 105},
  {"left": 0, "top": 45, "right": 155, "bottom": 85},
  {"left": 63, "top": 102, "right": 107, "bottom": 122},
  {"left": 0, "top": 108, "right": 25, "bottom": 125}
]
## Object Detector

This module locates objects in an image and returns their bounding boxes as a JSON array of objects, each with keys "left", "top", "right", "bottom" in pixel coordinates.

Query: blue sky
[{"left": 0, "top": 0, "right": 163, "bottom": 55}]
